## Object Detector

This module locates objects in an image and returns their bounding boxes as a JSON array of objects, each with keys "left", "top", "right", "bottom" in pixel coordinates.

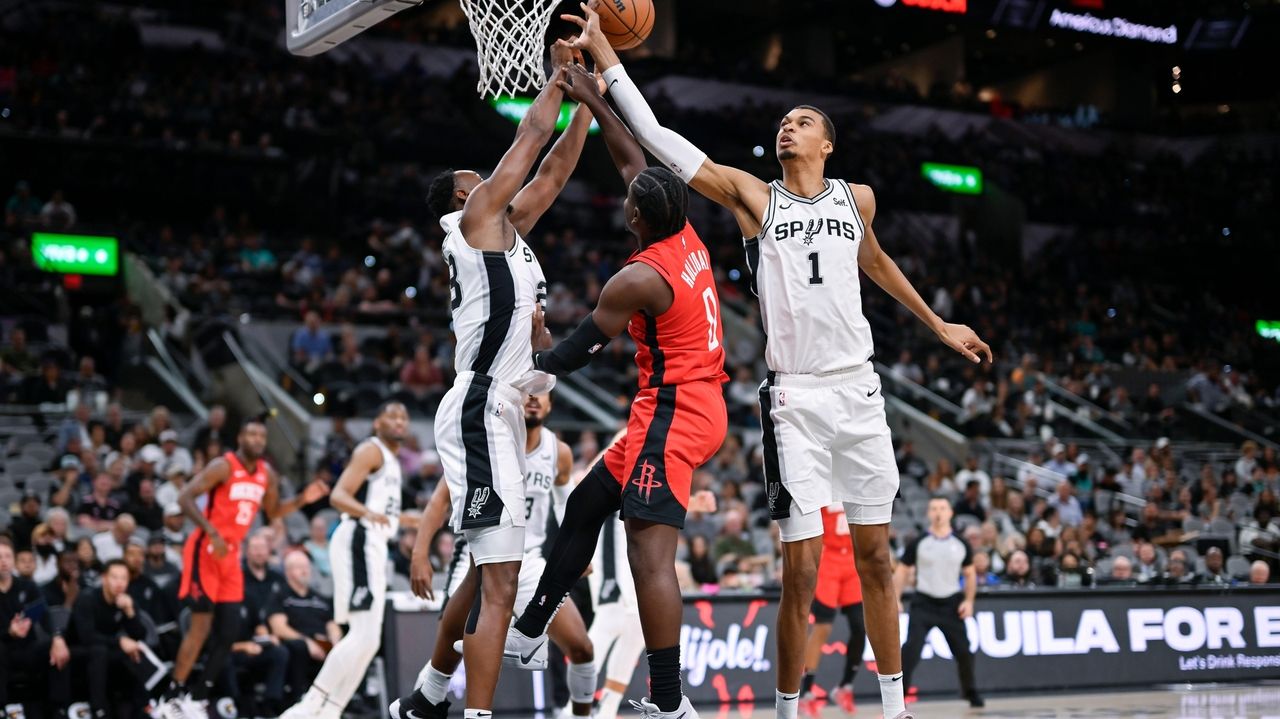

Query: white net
[{"left": 460, "top": 0, "right": 561, "bottom": 99}]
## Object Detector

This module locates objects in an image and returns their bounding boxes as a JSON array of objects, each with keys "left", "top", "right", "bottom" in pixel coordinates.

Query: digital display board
[
  {"left": 31, "top": 233, "right": 120, "bottom": 276},
  {"left": 922, "top": 163, "right": 983, "bottom": 195}
]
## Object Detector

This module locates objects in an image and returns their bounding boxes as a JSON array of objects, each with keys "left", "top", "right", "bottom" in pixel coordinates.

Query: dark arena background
[{"left": 2, "top": 0, "right": 1280, "bottom": 717}]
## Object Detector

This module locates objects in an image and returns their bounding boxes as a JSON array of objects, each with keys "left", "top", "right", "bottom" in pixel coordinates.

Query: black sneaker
[
  {"left": 968, "top": 693, "right": 986, "bottom": 708},
  {"left": 388, "top": 689, "right": 450, "bottom": 719}
]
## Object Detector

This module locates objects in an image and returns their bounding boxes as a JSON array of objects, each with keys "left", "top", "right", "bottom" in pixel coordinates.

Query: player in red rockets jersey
[
  {"left": 159, "top": 417, "right": 329, "bottom": 719},
  {"left": 800, "top": 505, "right": 867, "bottom": 716},
  {"left": 496, "top": 62, "right": 727, "bottom": 719}
]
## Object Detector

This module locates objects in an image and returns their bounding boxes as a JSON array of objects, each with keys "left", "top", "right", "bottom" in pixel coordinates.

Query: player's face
[
  {"left": 524, "top": 393, "right": 551, "bottom": 426},
  {"left": 238, "top": 422, "right": 268, "bottom": 459},
  {"left": 777, "top": 109, "right": 831, "bottom": 163},
  {"left": 454, "top": 170, "right": 483, "bottom": 209},
  {"left": 622, "top": 188, "right": 642, "bottom": 239},
  {"left": 376, "top": 403, "right": 410, "bottom": 442}
]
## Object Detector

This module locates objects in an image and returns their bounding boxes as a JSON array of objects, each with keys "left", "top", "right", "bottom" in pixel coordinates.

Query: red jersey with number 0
[
  {"left": 207, "top": 451, "right": 269, "bottom": 546},
  {"left": 626, "top": 222, "right": 728, "bottom": 389}
]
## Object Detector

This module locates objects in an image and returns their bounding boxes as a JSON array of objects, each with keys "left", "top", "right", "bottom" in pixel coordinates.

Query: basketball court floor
[{"left": 479, "top": 684, "right": 1280, "bottom": 719}]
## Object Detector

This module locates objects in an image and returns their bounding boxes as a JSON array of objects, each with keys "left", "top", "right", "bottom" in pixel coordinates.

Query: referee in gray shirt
[{"left": 894, "top": 496, "right": 983, "bottom": 707}]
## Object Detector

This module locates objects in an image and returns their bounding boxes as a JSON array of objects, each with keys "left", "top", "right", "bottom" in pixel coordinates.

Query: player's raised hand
[
  {"left": 531, "top": 303, "right": 553, "bottom": 352},
  {"left": 557, "top": 1, "right": 605, "bottom": 53},
  {"left": 549, "top": 35, "right": 578, "bottom": 70},
  {"left": 556, "top": 63, "right": 603, "bottom": 105},
  {"left": 936, "top": 322, "right": 993, "bottom": 364}
]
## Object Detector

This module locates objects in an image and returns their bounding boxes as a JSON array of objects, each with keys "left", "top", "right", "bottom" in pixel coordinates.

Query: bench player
[
  {"left": 496, "top": 62, "right": 729, "bottom": 719},
  {"left": 558, "top": 7, "right": 992, "bottom": 718},
  {"left": 282, "top": 401, "right": 417, "bottom": 719},
  {"left": 389, "top": 392, "right": 595, "bottom": 719},
  {"left": 159, "top": 417, "right": 328, "bottom": 719}
]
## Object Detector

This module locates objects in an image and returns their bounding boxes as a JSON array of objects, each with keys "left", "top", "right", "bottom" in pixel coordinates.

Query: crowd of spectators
[{"left": 0, "top": 365, "right": 404, "bottom": 716}]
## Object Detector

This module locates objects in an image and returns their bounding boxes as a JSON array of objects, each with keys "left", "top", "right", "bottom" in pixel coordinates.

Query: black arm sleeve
[{"left": 532, "top": 314, "right": 613, "bottom": 376}]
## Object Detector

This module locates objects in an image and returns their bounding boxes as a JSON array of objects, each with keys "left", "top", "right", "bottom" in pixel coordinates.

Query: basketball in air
[{"left": 597, "top": 0, "right": 654, "bottom": 50}]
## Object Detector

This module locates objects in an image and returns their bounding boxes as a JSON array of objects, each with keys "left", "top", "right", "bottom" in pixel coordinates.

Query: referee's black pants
[{"left": 901, "top": 593, "right": 977, "bottom": 698}]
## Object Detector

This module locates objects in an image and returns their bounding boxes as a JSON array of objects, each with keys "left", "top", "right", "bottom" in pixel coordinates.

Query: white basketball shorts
[
  {"left": 436, "top": 371, "right": 527, "bottom": 564},
  {"left": 758, "top": 363, "right": 899, "bottom": 542},
  {"left": 331, "top": 517, "right": 389, "bottom": 624}
]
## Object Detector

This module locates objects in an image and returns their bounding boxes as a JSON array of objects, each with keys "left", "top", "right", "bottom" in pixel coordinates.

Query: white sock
[
  {"left": 420, "top": 661, "right": 453, "bottom": 704},
  {"left": 598, "top": 688, "right": 624, "bottom": 719},
  {"left": 878, "top": 672, "right": 906, "bottom": 718},
  {"left": 464, "top": 710, "right": 493, "bottom": 719},
  {"left": 776, "top": 689, "right": 800, "bottom": 719}
]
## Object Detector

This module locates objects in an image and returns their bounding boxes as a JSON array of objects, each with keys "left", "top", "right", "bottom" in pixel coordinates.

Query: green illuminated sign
[
  {"left": 1258, "top": 320, "right": 1280, "bottom": 344},
  {"left": 921, "top": 162, "right": 983, "bottom": 195},
  {"left": 31, "top": 233, "right": 120, "bottom": 276},
  {"left": 490, "top": 97, "right": 600, "bottom": 134}
]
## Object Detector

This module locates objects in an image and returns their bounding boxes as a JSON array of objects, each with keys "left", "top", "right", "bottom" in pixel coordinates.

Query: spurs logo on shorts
[
  {"left": 632, "top": 460, "right": 663, "bottom": 503},
  {"left": 468, "top": 487, "right": 491, "bottom": 518},
  {"left": 768, "top": 481, "right": 781, "bottom": 511}
]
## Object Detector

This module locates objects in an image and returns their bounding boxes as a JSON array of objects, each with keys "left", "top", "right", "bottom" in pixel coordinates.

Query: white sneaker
[
  {"left": 278, "top": 689, "right": 326, "bottom": 719},
  {"left": 155, "top": 697, "right": 185, "bottom": 719},
  {"left": 452, "top": 624, "right": 550, "bottom": 671},
  {"left": 630, "top": 695, "right": 698, "bottom": 718},
  {"left": 177, "top": 694, "right": 208, "bottom": 719}
]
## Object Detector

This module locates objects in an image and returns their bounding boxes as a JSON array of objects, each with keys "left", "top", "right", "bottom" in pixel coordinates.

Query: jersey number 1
[
  {"left": 702, "top": 288, "right": 720, "bottom": 351},
  {"left": 808, "top": 252, "right": 824, "bottom": 285}
]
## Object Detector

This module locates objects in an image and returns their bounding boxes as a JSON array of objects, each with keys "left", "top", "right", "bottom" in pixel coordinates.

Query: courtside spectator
[
  {"left": 268, "top": 552, "right": 341, "bottom": 702},
  {"left": 91, "top": 514, "right": 137, "bottom": 563},
  {"left": 43, "top": 550, "right": 83, "bottom": 610},
  {"left": 144, "top": 536, "right": 181, "bottom": 590},
  {"left": 78, "top": 473, "right": 122, "bottom": 532},
  {"left": 999, "top": 549, "right": 1035, "bottom": 589},
  {"left": 67, "top": 559, "right": 149, "bottom": 718},
  {"left": 1202, "top": 547, "right": 1231, "bottom": 585},
  {"left": 0, "top": 537, "right": 72, "bottom": 716},
  {"left": 10, "top": 492, "right": 43, "bottom": 552},
  {"left": 1250, "top": 561, "right": 1271, "bottom": 585}
]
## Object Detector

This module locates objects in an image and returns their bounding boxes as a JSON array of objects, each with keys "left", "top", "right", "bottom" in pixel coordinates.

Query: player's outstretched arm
[
  {"left": 460, "top": 49, "right": 573, "bottom": 243},
  {"left": 551, "top": 439, "right": 575, "bottom": 523},
  {"left": 531, "top": 263, "right": 671, "bottom": 376},
  {"left": 852, "top": 183, "right": 992, "bottom": 364},
  {"left": 559, "top": 3, "right": 770, "bottom": 236},
  {"left": 263, "top": 466, "right": 330, "bottom": 521},
  {"left": 329, "top": 441, "right": 388, "bottom": 526},
  {"left": 509, "top": 98, "right": 595, "bottom": 238},
  {"left": 557, "top": 63, "right": 646, "bottom": 186}
]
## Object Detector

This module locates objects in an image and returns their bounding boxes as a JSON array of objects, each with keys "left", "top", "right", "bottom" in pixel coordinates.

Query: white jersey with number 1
[{"left": 743, "top": 179, "right": 875, "bottom": 374}]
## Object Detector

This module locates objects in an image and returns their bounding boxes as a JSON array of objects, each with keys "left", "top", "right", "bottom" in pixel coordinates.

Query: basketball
[{"left": 596, "top": 0, "right": 654, "bottom": 50}]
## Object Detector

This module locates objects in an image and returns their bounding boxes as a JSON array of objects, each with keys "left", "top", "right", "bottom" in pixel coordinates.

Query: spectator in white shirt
[
  {"left": 1043, "top": 444, "right": 1076, "bottom": 478},
  {"left": 91, "top": 514, "right": 137, "bottom": 563},
  {"left": 955, "top": 456, "right": 992, "bottom": 502},
  {"left": 1235, "top": 441, "right": 1259, "bottom": 485},
  {"left": 156, "top": 430, "right": 194, "bottom": 477},
  {"left": 39, "top": 189, "right": 77, "bottom": 230},
  {"left": 891, "top": 350, "right": 924, "bottom": 385}
]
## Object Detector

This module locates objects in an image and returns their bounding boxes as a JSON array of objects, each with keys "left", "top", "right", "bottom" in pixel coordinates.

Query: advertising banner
[{"left": 383, "top": 588, "right": 1280, "bottom": 712}]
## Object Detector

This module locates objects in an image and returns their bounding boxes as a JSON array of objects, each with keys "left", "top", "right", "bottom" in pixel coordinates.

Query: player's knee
[
  {"left": 480, "top": 568, "right": 519, "bottom": 607},
  {"left": 563, "top": 634, "right": 594, "bottom": 664},
  {"left": 854, "top": 542, "right": 893, "bottom": 585},
  {"left": 782, "top": 556, "right": 819, "bottom": 595}
]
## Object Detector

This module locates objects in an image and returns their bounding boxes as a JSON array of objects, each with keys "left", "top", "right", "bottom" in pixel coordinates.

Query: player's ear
[{"left": 821, "top": 139, "right": 834, "bottom": 159}]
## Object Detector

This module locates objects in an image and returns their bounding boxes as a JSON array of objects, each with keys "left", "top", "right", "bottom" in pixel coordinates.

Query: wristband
[{"left": 533, "top": 314, "right": 612, "bottom": 376}]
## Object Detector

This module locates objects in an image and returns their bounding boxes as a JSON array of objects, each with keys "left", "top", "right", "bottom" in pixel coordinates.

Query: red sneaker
[
  {"left": 905, "top": 687, "right": 919, "bottom": 705},
  {"left": 832, "top": 685, "right": 856, "bottom": 714}
]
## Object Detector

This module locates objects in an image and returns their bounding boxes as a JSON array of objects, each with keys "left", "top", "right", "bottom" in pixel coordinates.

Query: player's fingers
[
  {"left": 555, "top": 80, "right": 571, "bottom": 92},
  {"left": 560, "top": 13, "right": 588, "bottom": 27}
]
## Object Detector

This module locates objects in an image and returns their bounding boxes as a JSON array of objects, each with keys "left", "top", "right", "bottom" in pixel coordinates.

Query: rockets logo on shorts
[
  {"left": 468, "top": 487, "right": 491, "bottom": 518},
  {"left": 632, "top": 460, "right": 663, "bottom": 503}
]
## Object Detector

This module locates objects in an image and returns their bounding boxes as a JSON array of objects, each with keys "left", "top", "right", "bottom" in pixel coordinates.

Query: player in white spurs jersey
[
  {"left": 280, "top": 402, "right": 413, "bottom": 719},
  {"left": 390, "top": 393, "right": 596, "bottom": 719},
  {"left": 560, "top": 8, "right": 992, "bottom": 719},
  {"left": 421, "top": 40, "right": 593, "bottom": 719}
]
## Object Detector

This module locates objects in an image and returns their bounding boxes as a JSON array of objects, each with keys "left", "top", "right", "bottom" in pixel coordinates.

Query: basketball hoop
[{"left": 460, "top": 0, "right": 561, "bottom": 99}]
